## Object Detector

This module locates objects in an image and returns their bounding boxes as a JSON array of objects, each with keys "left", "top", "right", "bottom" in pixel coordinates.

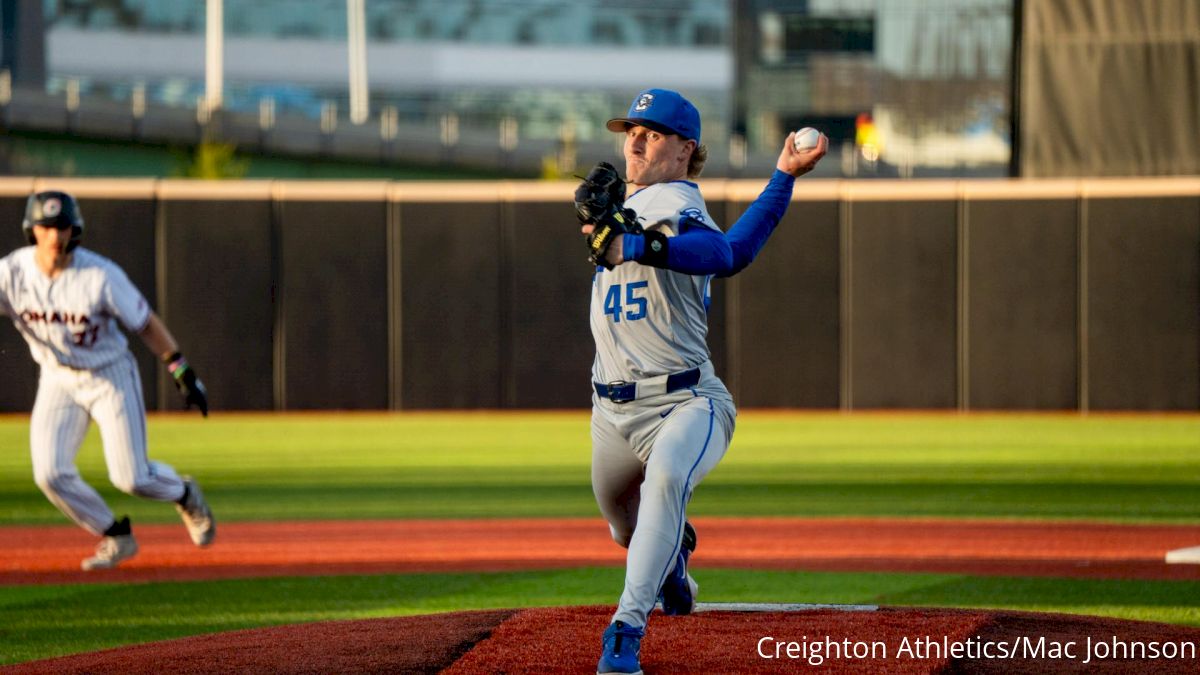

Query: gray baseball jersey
[
  {"left": 0, "top": 245, "right": 185, "bottom": 536},
  {"left": 590, "top": 181, "right": 727, "bottom": 392},
  {"left": 589, "top": 179, "right": 736, "bottom": 629}
]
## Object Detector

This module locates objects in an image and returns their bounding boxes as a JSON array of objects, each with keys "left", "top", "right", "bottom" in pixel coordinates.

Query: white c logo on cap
[
  {"left": 42, "top": 198, "right": 62, "bottom": 218},
  {"left": 635, "top": 94, "right": 654, "bottom": 112}
]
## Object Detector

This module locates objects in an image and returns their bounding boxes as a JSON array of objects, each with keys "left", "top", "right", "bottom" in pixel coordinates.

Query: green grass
[
  {"left": 1, "top": 412, "right": 1198, "bottom": 524},
  {"left": 1, "top": 569, "right": 1197, "bottom": 665},
  {"left": 0, "top": 411, "right": 1198, "bottom": 664}
]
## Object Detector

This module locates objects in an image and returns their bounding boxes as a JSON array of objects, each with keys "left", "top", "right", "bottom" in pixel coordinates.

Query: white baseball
[{"left": 793, "top": 127, "right": 821, "bottom": 152}]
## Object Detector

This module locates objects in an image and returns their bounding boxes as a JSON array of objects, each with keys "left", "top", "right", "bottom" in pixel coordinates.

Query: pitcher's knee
[{"left": 640, "top": 467, "right": 690, "bottom": 501}]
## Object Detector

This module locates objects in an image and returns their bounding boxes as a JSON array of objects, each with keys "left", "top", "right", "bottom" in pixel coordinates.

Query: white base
[
  {"left": 693, "top": 602, "right": 878, "bottom": 613},
  {"left": 1165, "top": 545, "right": 1200, "bottom": 564}
]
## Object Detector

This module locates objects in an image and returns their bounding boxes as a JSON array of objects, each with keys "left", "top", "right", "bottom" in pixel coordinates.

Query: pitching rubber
[{"left": 693, "top": 602, "right": 878, "bottom": 613}]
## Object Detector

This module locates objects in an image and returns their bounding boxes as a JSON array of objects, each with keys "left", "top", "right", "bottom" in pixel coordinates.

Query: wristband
[
  {"left": 165, "top": 352, "right": 190, "bottom": 378},
  {"left": 639, "top": 230, "right": 670, "bottom": 268}
]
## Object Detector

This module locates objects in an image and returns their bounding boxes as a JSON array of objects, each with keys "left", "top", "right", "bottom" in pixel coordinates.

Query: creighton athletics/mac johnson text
[{"left": 757, "top": 635, "right": 1197, "bottom": 666}]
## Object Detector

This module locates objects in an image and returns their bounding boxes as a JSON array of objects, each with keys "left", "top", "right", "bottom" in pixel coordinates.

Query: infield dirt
[{"left": 3, "top": 516, "right": 1198, "bottom": 585}]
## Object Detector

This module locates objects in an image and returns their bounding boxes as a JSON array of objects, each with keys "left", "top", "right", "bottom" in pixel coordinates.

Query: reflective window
[{"left": 737, "top": 0, "right": 1012, "bottom": 176}]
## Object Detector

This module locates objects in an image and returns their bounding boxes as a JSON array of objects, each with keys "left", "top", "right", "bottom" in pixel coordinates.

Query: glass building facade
[
  {"left": 40, "top": 1, "right": 729, "bottom": 145},
  {"left": 735, "top": 0, "right": 1012, "bottom": 176},
  {"left": 14, "top": 0, "right": 1013, "bottom": 177}
]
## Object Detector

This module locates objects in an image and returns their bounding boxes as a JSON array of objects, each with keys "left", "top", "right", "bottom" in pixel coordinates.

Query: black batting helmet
[{"left": 23, "top": 191, "right": 84, "bottom": 251}]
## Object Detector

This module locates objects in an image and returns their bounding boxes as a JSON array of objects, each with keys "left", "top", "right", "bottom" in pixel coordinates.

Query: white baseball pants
[{"left": 30, "top": 352, "right": 186, "bottom": 535}]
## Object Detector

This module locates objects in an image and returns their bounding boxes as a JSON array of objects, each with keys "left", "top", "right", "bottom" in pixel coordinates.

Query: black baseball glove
[
  {"left": 165, "top": 352, "right": 209, "bottom": 417},
  {"left": 575, "top": 161, "right": 641, "bottom": 269}
]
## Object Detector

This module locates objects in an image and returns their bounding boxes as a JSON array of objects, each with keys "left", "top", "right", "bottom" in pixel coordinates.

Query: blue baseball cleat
[
  {"left": 659, "top": 520, "right": 698, "bottom": 616},
  {"left": 597, "top": 621, "right": 645, "bottom": 675}
]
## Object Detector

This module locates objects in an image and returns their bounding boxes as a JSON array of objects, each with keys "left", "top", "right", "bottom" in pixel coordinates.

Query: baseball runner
[
  {"left": 578, "top": 88, "right": 827, "bottom": 675},
  {"left": 0, "top": 191, "right": 215, "bottom": 570}
]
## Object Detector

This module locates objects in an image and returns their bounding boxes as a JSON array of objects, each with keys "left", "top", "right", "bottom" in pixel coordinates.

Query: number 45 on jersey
[{"left": 603, "top": 281, "right": 648, "bottom": 323}]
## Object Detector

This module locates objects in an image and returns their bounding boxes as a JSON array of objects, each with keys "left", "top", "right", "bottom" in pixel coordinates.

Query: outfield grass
[
  {"left": 1, "top": 412, "right": 1198, "bottom": 523},
  {"left": 0, "top": 411, "right": 1197, "bottom": 664}
]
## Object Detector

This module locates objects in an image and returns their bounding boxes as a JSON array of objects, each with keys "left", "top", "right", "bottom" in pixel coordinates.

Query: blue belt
[{"left": 593, "top": 367, "right": 701, "bottom": 404}]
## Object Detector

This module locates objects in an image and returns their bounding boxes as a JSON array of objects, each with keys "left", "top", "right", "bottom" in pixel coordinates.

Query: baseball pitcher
[
  {"left": 579, "top": 88, "right": 827, "bottom": 675},
  {"left": 0, "top": 191, "right": 215, "bottom": 570}
]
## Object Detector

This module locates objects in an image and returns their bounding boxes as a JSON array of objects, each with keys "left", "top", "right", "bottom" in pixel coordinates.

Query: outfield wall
[{"left": 0, "top": 177, "right": 1197, "bottom": 412}]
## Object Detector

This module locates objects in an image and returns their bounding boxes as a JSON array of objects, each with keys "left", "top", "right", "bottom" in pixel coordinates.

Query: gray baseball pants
[{"left": 590, "top": 368, "right": 735, "bottom": 628}]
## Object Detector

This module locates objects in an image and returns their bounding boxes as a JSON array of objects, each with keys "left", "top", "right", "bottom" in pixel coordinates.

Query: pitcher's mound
[{"left": 8, "top": 605, "right": 1200, "bottom": 674}]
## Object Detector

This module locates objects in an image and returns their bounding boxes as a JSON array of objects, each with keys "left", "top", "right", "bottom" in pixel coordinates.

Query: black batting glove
[{"left": 165, "top": 352, "right": 209, "bottom": 417}]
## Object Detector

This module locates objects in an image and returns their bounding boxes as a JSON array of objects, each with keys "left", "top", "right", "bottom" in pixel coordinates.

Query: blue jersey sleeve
[
  {"left": 623, "top": 226, "right": 733, "bottom": 275},
  {"left": 722, "top": 169, "right": 796, "bottom": 277},
  {"left": 622, "top": 169, "right": 796, "bottom": 276}
]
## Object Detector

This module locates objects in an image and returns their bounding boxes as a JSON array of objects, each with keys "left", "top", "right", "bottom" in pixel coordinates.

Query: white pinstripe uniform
[
  {"left": 590, "top": 181, "right": 736, "bottom": 629},
  {"left": 0, "top": 246, "right": 186, "bottom": 535}
]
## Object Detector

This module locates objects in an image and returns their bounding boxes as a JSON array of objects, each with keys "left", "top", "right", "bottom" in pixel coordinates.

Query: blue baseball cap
[{"left": 606, "top": 88, "right": 701, "bottom": 143}]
